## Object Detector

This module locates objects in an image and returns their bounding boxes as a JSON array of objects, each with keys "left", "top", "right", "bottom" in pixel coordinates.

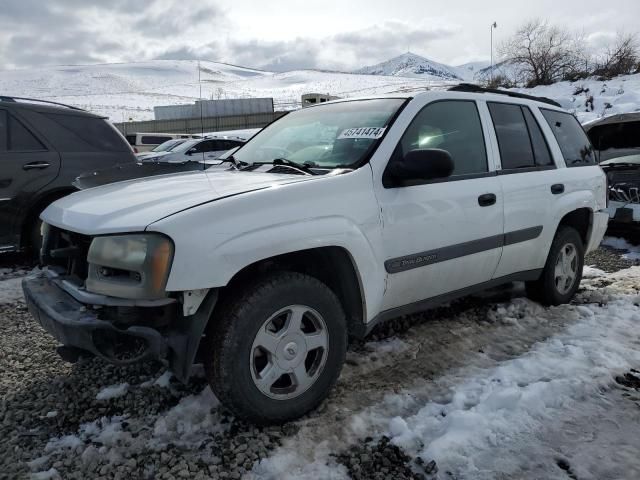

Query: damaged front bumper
[
  {"left": 606, "top": 200, "right": 640, "bottom": 228},
  {"left": 22, "top": 270, "right": 217, "bottom": 382}
]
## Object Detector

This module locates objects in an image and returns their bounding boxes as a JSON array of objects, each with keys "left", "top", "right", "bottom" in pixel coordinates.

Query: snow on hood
[{"left": 42, "top": 170, "right": 314, "bottom": 235}]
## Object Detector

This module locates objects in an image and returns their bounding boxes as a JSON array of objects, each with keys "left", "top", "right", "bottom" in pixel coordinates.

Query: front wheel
[
  {"left": 203, "top": 271, "right": 347, "bottom": 424},
  {"left": 526, "top": 226, "right": 584, "bottom": 305}
]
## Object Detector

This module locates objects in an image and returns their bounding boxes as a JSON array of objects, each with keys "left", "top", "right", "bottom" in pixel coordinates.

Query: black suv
[{"left": 0, "top": 97, "right": 136, "bottom": 254}]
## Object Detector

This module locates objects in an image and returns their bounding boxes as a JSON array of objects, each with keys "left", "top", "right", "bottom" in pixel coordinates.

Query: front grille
[
  {"left": 607, "top": 169, "right": 640, "bottom": 204},
  {"left": 42, "top": 226, "right": 91, "bottom": 281}
]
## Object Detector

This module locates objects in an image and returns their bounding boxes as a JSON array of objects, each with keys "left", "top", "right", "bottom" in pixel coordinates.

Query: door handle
[
  {"left": 478, "top": 193, "right": 497, "bottom": 207},
  {"left": 23, "top": 162, "right": 51, "bottom": 170},
  {"left": 551, "top": 183, "right": 565, "bottom": 195}
]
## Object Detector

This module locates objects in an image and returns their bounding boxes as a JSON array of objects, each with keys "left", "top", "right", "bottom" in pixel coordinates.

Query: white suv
[{"left": 23, "top": 86, "right": 609, "bottom": 423}]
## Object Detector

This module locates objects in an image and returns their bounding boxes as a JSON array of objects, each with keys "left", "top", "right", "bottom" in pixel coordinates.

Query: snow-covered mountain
[
  {"left": 453, "top": 61, "right": 491, "bottom": 81},
  {"left": 355, "top": 52, "right": 462, "bottom": 81},
  {"left": 0, "top": 60, "right": 452, "bottom": 121}
]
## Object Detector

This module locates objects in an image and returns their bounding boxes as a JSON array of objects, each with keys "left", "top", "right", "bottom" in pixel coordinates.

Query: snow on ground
[
  {"left": 582, "top": 265, "right": 606, "bottom": 277},
  {"left": 0, "top": 276, "right": 25, "bottom": 304},
  {"left": 40, "top": 385, "right": 227, "bottom": 472},
  {"left": 514, "top": 74, "right": 640, "bottom": 124},
  {"left": 602, "top": 235, "right": 640, "bottom": 260},
  {"left": 252, "top": 267, "right": 640, "bottom": 480},
  {"left": 95, "top": 383, "right": 129, "bottom": 401}
]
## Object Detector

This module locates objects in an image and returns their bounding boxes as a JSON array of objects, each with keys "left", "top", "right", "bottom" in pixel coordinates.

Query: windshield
[
  {"left": 152, "top": 139, "right": 185, "bottom": 152},
  {"left": 233, "top": 99, "right": 405, "bottom": 169}
]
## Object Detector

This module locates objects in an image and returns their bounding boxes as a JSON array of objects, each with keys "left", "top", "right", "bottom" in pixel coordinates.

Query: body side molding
[{"left": 384, "top": 226, "right": 543, "bottom": 274}]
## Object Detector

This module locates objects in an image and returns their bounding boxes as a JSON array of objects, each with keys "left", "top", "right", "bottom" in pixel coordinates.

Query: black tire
[
  {"left": 203, "top": 271, "right": 347, "bottom": 424},
  {"left": 30, "top": 217, "right": 44, "bottom": 259},
  {"left": 526, "top": 226, "right": 584, "bottom": 305}
]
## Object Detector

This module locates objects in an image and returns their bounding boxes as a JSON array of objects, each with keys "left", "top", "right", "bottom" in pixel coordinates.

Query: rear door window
[
  {"left": 0, "top": 110, "right": 7, "bottom": 151},
  {"left": 541, "top": 109, "right": 596, "bottom": 167},
  {"left": 488, "top": 103, "right": 535, "bottom": 170},
  {"left": 9, "top": 115, "right": 45, "bottom": 151},
  {"left": 35, "top": 112, "right": 129, "bottom": 152},
  {"left": 125, "top": 134, "right": 137, "bottom": 146}
]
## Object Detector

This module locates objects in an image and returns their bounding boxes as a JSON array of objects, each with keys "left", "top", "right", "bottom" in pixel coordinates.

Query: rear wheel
[
  {"left": 203, "top": 271, "right": 347, "bottom": 424},
  {"left": 526, "top": 226, "right": 584, "bottom": 305}
]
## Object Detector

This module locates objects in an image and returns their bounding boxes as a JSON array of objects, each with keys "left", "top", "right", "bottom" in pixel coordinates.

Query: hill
[{"left": 355, "top": 52, "right": 462, "bottom": 81}]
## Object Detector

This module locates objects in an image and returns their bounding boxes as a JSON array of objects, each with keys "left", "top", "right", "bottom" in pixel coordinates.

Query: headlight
[{"left": 86, "top": 233, "right": 174, "bottom": 300}]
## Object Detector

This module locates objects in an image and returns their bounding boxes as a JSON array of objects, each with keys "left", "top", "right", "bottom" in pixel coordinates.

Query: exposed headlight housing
[{"left": 86, "top": 233, "right": 174, "bottom": 300}]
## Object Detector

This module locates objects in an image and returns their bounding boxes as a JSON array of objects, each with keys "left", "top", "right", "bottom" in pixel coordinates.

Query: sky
[{"left": 1, "top": 0, "right": 639, "bottom": 72}]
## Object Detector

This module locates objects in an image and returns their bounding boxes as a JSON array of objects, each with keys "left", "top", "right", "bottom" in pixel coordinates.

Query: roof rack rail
[
  {"left": 448, "top": 83, "right": 562, "bottom": 108},
  {"left": 0, "top": 96, "right": 85, "bottom": 111}
]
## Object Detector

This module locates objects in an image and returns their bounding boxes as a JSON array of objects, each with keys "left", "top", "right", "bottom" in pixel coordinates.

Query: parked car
[
  {"left": 23, "top": 86, "right": 608, "bottom": 424},
  {"left": 74, "top": 135, "right": 249, "bottom": 189},
  {"left": 584, "top": 113, "right": 640, "bottom": 230},
  {"left": 136, "top": 138, "right": 190, "bottom": 160},
  {"left": 0, "top": 96, "right": 136, "bottom": 254},
  {"left": 124, "top": 132, "right": 199, "bottom": 153}
]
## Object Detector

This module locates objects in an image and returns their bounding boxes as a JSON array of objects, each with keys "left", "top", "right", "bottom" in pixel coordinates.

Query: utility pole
[{"left": 490, "top": 22, "right": 498, "bottom": 84}]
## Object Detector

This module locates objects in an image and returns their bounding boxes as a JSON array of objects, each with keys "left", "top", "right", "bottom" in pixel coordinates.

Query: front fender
[
  {"left": 149, "top": 169, "right": 386, "bottom": 322},
  {"left": 163, "top": 217, "right": 383, "bottom": 323}
]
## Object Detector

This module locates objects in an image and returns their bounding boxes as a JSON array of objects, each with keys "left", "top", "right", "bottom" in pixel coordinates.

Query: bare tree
[
  {"left": 594, "top": 33, "right": 639, "bottom": 79},
  {"left": 500, "top": 19, "right": 584, "bottom": 87}
]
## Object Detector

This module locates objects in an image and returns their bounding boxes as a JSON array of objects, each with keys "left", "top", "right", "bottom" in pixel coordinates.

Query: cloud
[
  {"left": 207, "top": 20, "right": 459, "bottom": 72},
  {"left": 224, "top": 38, "right": 323, "bottom": 72},
  {"left": 133, "top": 4, "right": 225, "bottom": 38}
]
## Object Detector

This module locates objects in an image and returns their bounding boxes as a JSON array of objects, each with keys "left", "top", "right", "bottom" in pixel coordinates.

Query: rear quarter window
[
  {"left": 30, "top": 112, "right": 130, "bottom": 152},
  {"left": 541, "top": 109, "right": 596, "bottom": 167}
]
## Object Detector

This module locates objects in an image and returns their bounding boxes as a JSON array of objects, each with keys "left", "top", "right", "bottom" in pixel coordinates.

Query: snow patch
[
  {"left": 140, "top": 370, "right": 172, "bottom": 388},
  {"left": 583, "top": 265, "right": 606, "bottom": 277},
  {"left": 151, "top": 387, "right": 225, "bottom": 448},
  {"left": 30, "top": 468, "right": 60, "bottom": 480},
  {"left": 96, "top": 383, "right": 129, "bottom": 400},
  {"left": 255, "top": 267, "right": 640, "bottom": 479},
  {"left": 602, "top": 236, "right": 640, "bottom": 260},
  {"left": 0, "top": 277, "right": 24, "bottom": 304}
]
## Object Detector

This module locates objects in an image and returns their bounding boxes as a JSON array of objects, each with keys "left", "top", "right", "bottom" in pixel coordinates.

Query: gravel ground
[{"left": 0, "top": 242, "right": 638, "bottom": 480}]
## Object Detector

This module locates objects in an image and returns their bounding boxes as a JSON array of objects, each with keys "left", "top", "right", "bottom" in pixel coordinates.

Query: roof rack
[
  {"left": 448, "top": 83, "right": 562, "bottom": 108},
  {"left": 0, "top": 96, "right": 85, "bottom": 111}
]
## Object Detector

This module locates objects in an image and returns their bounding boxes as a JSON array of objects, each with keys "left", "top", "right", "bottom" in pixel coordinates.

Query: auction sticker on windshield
[{"left": 338, "top": 127, "right": 386, "bottom": 140}]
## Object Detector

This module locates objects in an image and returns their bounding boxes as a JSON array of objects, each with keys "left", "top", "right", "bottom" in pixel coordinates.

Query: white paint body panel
[{"left": 41, "top": 90, "right": 608, "bottom": 325}]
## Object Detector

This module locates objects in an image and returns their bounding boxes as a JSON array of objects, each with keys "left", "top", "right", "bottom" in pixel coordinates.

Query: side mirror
[
  {"left": 387, "top": 149, "right": 454, "bottom": 184},
  {"left": 186, "top": 148, "right": 197, "bottom": 156}
]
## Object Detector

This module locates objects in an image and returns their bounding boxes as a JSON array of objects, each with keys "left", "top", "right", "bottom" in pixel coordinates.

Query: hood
[
  {"left": 43, "top": 170, "right": 314, "bottom": 235},
  {"left": 136, "top": 150, "right": 172, "bottom": 160},
  {"left": 600, "top": 153, "right": 640, "bottom": 168},
  {"left": 73, "top": 161, "right": 202, "bottom": 189},
  {"left": 585, "top": 113, "right": 640, "bottom": 162}
]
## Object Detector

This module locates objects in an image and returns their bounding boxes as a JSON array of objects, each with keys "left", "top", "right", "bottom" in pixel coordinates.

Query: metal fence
[{"left": 114, "top": 111, "right": 288, "bottom": 135}]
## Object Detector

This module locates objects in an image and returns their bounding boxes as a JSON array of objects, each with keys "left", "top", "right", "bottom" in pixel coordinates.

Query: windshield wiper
[
  {"left": 242, "top": 158, "right": 317, "bottom": 175},
  {"left": 272, "top": 158, "right": 317, "bottom": 175}
]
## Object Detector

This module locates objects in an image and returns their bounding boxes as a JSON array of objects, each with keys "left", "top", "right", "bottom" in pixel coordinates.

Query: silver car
[{"left": 140, "top": 136, "right": 246, "bottom": 164}]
